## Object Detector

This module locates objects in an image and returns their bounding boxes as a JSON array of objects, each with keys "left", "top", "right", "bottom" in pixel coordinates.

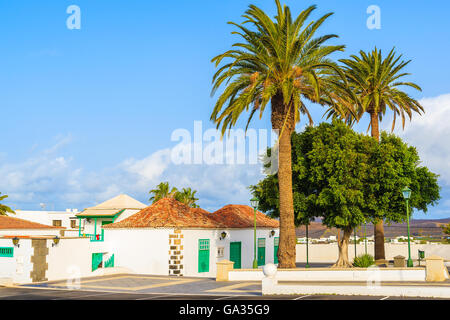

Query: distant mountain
[{"left": 295, "top": 218, "right": 450, "bottom": 239}]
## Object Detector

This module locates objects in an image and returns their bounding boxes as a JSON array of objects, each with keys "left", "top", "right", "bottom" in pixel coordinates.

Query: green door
[
  {"left": 92, "top": 253, "right": 103, "bottom": 271},
  {"left": 257, "top": 238, "right": 266, "bottom": 266},
  {"left": 229, "top": 242, "right": 242, "bottom": 269},
  {"left": 274, "top": 237, "right": 279, "bottom": 264},
  {"left": 198, "top": 239, "right": 210, "bottom": 273}
]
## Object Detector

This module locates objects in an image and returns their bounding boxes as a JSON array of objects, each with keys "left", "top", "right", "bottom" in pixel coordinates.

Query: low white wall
[
  {"left": 47, "top": 237, "right": 92, "bottom": 282},
  {"left": 262, "top": 281, "right": 450, "bottom": 298},
  {"left": 0, "top": 238, "right": 34, "bottom": 284},
  {"left": 229, "top": 268, "right": 426, "bottom": 282},
  {"left": 103, "top": 228, "right": 171, "bottom": 275},
  {"left": 0, "top": 236, "right": 106, "bottom": 285},
  {"left": 296, "top": 243, "right": 450, "bottom": 263}
]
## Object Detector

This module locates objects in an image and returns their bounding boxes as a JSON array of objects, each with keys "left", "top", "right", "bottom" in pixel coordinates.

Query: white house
[
  {"left": 10, "top": 209, "right": 79, "bottom": 231},
  {"left": 0, "top": 215, "right": 65, "bottom": 237},
  {"left": 102, "top": 198, "right": 280, "bottom": 278},
  {"left": 75, "top": 194, "right": 147, "bottom": 241}
]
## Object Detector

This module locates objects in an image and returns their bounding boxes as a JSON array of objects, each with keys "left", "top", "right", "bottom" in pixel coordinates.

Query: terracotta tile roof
[
  {"left": 209, "top": 205, "right": 280, "bottom": 228},
  {"left": 103, "top": 198, "right": 226, "bottom": 229},
  {"left": 104, "top": 199, "right": 279, "bottom": 229},
  {"left": 0, "top": 215, "right": 65, "bottom": 229}
]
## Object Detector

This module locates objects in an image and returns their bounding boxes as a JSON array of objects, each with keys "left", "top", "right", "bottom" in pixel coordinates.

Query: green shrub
[{"left": 353, "top": 254, "right": 375, "bottom": 268}]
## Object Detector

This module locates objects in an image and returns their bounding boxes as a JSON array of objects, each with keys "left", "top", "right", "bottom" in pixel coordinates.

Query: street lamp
[
  {"left": 250, "top": 197, "right": 259, "bottom": 269},
  {"left": 402, "top": 186, "right": 413, "bottom": 267}
]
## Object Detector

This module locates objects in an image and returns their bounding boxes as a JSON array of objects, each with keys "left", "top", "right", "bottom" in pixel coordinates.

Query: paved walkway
[
  {"left": 1, "top": 286, "right": 446, "bottom": 300},
  {"left": 21, "top": 274, "right": 262, "bottom": 296},
  {"left": 13, "top": 273, "right": 450, "bottom": 299}
]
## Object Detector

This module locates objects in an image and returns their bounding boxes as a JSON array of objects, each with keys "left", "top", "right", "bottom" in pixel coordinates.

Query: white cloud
[
  {"left": 0, "top": 134, "right": 264, "bottom": 212},
  {"left": 382, "top": 93, "right": 450, "bottom": 185}
]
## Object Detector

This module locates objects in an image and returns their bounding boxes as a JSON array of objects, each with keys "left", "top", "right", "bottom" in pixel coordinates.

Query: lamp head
[
  {"left": 402, "top": 186, "right": 412, "bottom": 200},
  {"left": 250, "top": 197, "right": 259, "bottom": 209}
]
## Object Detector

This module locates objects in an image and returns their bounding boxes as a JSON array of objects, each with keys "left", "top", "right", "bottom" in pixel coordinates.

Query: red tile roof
[
  {"left": 104, "top": 198, "right": 279, "bottom": 229},
  {"left": 209, "top": 205, "right": 280, "bottom": 228},
  {"left": 0, "top": 215, "right": 65, "bottom": 229},
  {"left": 103, "top": 198, "right": 226, "bottom": 229}
]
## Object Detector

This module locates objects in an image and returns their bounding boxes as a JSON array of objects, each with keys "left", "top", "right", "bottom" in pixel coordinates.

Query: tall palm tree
[
  {"left": 326, "top": 48, "right": 424, "bottom": 261},
  {"left": 211, "top": 0, "right": 346, "bottom": 268},
  {"left": 149, "top": 182, "right": 178, "bottom": 203},
  {"left": 175, "top": 187, "right": 199, "bottom": 208},
  {"left": 0, "top": 193, "right": 14, "bottom": 216}
]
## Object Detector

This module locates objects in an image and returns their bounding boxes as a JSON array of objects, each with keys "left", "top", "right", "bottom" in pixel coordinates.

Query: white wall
[
  {"left": 296, "top": 243, "right": 450, "bottom": 263},
  {"left": 182, "top": 228, "right": 279, "bottom": 278},
  {"left": 47, "top": 238, "right": 92, "bottom": 282},
  {"left": 115, "top": 209, "right": 141, "bottom": 222},
  {"left": 103, "top": 228, "right": 170, "bottom": 275},
  {"left": 0, "top": 238, "right": 33, "bottom": 284}
]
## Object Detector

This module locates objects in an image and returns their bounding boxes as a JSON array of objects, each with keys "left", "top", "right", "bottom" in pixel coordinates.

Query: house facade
[
  {"left": 0, "top": 194, "right": 280, "bottom": 284},
  {"left": 103, "top": 198, "right": 280, "bottom": 277}
]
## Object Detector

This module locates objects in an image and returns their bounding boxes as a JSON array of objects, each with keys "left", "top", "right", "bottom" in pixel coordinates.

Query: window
[
  {"left": 52, "top": 220, "right": 62, "bottom": 227},
  {"left": 70, "top": 220, "right": 77, "bottom": 228},
  {"left": 258, "top": 238, "right": 266, "bottom": 247},
  {"left": 0, "top": 247, "right": 14, "bottom": 257}
]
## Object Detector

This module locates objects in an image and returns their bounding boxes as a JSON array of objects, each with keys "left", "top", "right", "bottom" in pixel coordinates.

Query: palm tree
[
  {"left": 0, "top": 193, "right": 14, "bottom": 216},
  {"left": 211, "top": 0, "right": 346, "bottom": 268},
  {"left": 149, "top": 182, "right": 178, "bottom": 203},
  {"left": 175, "top": 188, "right": 199, "bottom": 208},
  {"left": 326, "top": 48, "right": 424, "bottom": 261}
]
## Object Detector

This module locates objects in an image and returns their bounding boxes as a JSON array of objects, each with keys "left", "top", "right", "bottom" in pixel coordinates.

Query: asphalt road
[{"left": 0, "top": 286, "right": 445, "bottom": 300}]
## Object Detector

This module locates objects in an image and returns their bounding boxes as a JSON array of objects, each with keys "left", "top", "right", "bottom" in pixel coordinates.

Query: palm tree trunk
[
  {"left": 276, "top": 125, "right": 297, "bottom": 268},
  {"left": 370, "top": 111, "right": 386, "bottom": 262},
  {"left": 271, "top": 93, "right": 297, "bottom": 269}
]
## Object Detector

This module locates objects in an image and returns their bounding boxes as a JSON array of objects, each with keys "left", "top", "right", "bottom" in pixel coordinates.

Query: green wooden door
[
  {"left": 92, "top": 253, "right": 103, "bottom": 271},
  {"left": 229, "top": 242, "right": 242, "bottom": 269},
  {"left": 274, "top": 237, "right": 279, "bottom": 264},
  {"left": 198, "top": 239, "right": 210, "bottom": 273},
  {"left": 257, "top": 238, "right": 266, "bottom": 266}
]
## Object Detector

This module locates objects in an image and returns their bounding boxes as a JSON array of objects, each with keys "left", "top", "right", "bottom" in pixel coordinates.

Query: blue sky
[{"left": 1, "top": 0, "right": 449, "bottom": 219}]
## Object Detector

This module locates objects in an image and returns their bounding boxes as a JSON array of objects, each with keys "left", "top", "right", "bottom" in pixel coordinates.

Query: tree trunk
[
  {"left": 272, "top": 93, "right": 297, "bottom": 269},
  {"left": 332, "top": 228, "right": 353, "bottom": 268},
  {"left": 370, "top": 111, "right": 386, "bottom": 262}
]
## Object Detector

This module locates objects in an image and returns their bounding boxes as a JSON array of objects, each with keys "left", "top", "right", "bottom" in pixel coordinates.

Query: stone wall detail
[
  {"left": 30, "top": 239, "right": 49, "bottom": 282},
  {"left": 168, "top": 229, "right": 184, "bottom": 276}
]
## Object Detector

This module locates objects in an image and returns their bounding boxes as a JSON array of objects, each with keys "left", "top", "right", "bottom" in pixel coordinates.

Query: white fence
[{"left": 296, "top": 243, "right": 450, "bottom": 262}]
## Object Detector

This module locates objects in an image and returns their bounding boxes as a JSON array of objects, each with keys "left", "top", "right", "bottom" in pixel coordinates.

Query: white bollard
[{"left": 262, "top": 263, "right": 278, "bottom": 295}]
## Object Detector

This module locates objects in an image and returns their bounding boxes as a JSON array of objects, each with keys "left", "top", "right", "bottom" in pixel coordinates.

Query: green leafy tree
[
  {"left": 442, "top": 224, "right": 450, "bottom": 236},
  {"left": 326, "top": 48, "right": 425, "bottom": 262},
  {"left": 211, "top": 0, "right": 346, "bottom": 268},
  {"left": 251, "top": 121, "right": 440, "bottom": 267},
  {"left": 0, "top": 193, "right": 14, "bottom": 216}
]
